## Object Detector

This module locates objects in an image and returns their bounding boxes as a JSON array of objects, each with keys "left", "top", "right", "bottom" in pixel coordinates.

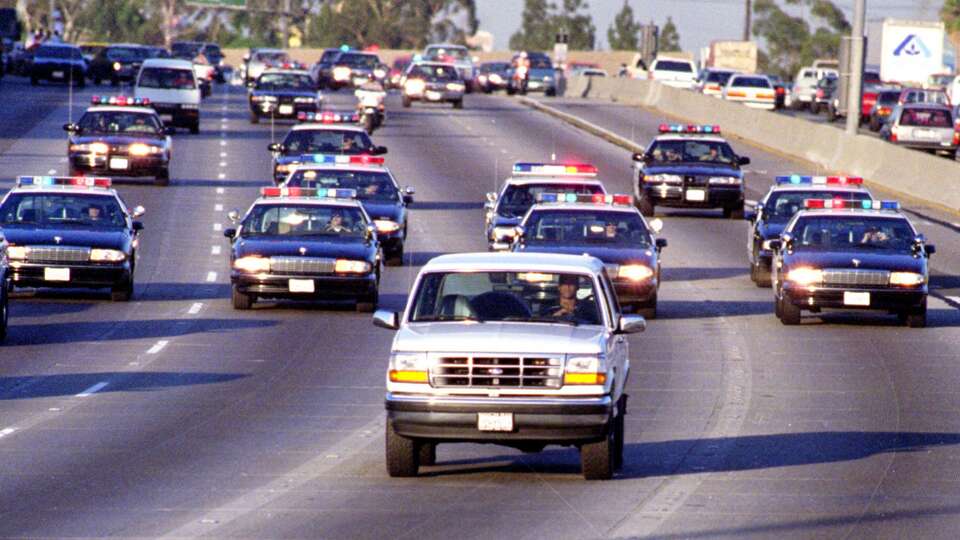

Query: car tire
[
  {"left": 385, "top": 419, "right": 419, "bottom": 477},
  {"left": 906, "top": 299, "right": 927, "bottom": 328},
  {"left": 418, "top": 441, "right": 437, "bottom": 467},
  {"left": 402, "top": 96, "right": 411, "bottom": 108},
  {"left": 755, "top": 263, "right": 771, "bottom": 288},
  {"left": 356, "top": 289, "right": 378, "bottom": 312},
  {"left": 155, "top": 168, "right": 170, "bottom": 186},
  {"left": 636, "top": 297, "right": 656, "bottom": 320},
  {"left": 637, "top": 197, "right": 655, "bottom": 217},
  {"left": 250, "top": 112, "right": 259, "bottom": 124},
  {"left": 810, "top": 102, "right": 821, "bottom": 115},
  {"left": 581, "top": 414, "right": 617, "bottom": 480},
  {"left": 110, "top": 278, "right": 134, "bottom": 302},
  {"left": 724, "top": 205, "right": 745, "bottom": 219},
  {"left": 189, "top": 121, "right": 200, "bottom": 135},
  {"left": 453, "top": 99, "right": 463, "bottom": 109},
  {"left": 779, "top": 295, "right": 801, "bottom": 325},
  {"left": 385, "top": 247, "right": 404, "bottom": 267},
  {"left": 231, "top": 286, "right": 254, "bottom": 310},
  {"left": 506, "top": 86, "right": 516, "bottom": 96},
  {"left": 545, "top": 88, "right": 556, "bottom": 97}
]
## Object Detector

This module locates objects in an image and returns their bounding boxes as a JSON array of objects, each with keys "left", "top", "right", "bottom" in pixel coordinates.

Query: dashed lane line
[
  {"left": 213, "top": 223, "right": 222, "bottom": 231},
  {"left": 215, "top": 204, "right": 223, "bottom": 212},
  {"left": 211, "top": 245, "right": 221, "bottom": 255},
  {"left": 146, "top": 340, "right": 169, "bottom": 355},
  {"left": 216, "top": 187, "right": 224, "bottom": 194},
  {"left": 206, "top": 271, "right": 217, "bottom": 282},
  {"left": 76, "top": 381, "right": 109, "bottom": 397},
  {"left": 0, "top": 427, "right": 17, "bottom": 439},
  {"left": 187, "top": 302, "right": 203, "bottom": 315}
]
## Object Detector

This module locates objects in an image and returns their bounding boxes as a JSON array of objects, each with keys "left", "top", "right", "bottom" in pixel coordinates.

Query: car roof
[
  {"left": 253, "top": 197, "right": 363, "bottom": 209},
  {"left": 85, "top": 106, "right": 158, "bottom": 115},
  {"left": 768, "top": 185, "right": 869, "bottom": 194},
  {"left": 422, "top": 252, "right": 605, "bottom": 275},
  {"left": 652, "top": 134, "right": 728, "bottom": 143},
  {"left": 426, "top": 43, "right": 466, "bottom": 49},
  {"left": 502, "top": 177, "right": 605, "bottom": 187},
  {"left": 141, "top": 58, "right": 193, "bottom": 69},
  {"left": 253, "top": 48, "right": 286, "bottom": 55},
  {"left": 290, "top": 124, "right": 366, "bottom": 133},
  {"left": 528, "top": 203, "right": 639, "bottom": 214}
]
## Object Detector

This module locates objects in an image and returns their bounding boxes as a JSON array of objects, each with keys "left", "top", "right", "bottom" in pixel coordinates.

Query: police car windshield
[
  {"left": 107, "top": 47, "right": 145, "bottom": 61},
  {"left": 138, "top": 67, "right": 195, "bottom": 89},
  {"left": 286, "top": 170, "right": 398, "bottom": 202},
  {"left": 655, "top": 60, "right": 692, "bottom": 72},
  {"left": 499, "top": 184, "right": 604, "bottom": 217},
  {"left": 764, "top": 191, "right": 872, "bottom": 223},
  {"left": 791, "top": 216, "right": 916, "bottom": 252},
  {"left": 0, "top": 193, "right": 126, "bottom": 229},
  {"left": 410, "top": 64, "right": 458, "bottom": 81},
  {"left": 282, "top": 130, "right": 373, "bottom": 155},
  {"left": 36, "top": 46, "right": 82, "bottom": 60},
  {"left": 339, "top": 54, "right": 378, "bottom": 68},
  {"left": 426, "top": 48, "right": 468, "bottom": 61},
  {"left": 78, "top": 111, "right": 163, "bottom": 134},
  {"left": 647, "top": 140, "right": 736, "bottom": 164},
  {"left": 257, "top": 73, "right": 314, "bottom": 90},
  {"left": 411, "top": 271, "right": 602, "bottom": 326},
  {"left": 525, "top": 210, "right": 652, "bottom": 247},
  {"left": 242, "top": 204, "right": 367, "bottom": 238}
]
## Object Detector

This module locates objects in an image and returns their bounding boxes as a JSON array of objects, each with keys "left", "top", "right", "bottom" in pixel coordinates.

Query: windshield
[
  {"left": 0, "top": 193, "right": 126, "bottom": 229},
  {"left": 106, "top": 47, "right": 145, "bottom": 61},
  {"left": 285, "top": 169, "right": 398, "bottom": 202},
  {"left": 426, "top": 47, "right": 468, "bottom": 61},
  {"left": 764, "top": 191, "right": 872, "bottom": 223},
  {"left": 137, "top": 67, "right": 196, "bottom": 89},
  {"left": 257, "top": 72, "right": 314, "bottom": 90},
  {"left": 339, "top": 54, "right": 378, "bottom": 68},
  {"left": 730, "top": 76, "right": 770, "bottom": 88},
  {"left": 411, "top": 271, "right": 602, "bottom": 325},
  {"left": 791, "top": 216, "right": 916, "bottom": 252},
  {"left": 409, "top": 64, "right": 459, "bottom": 81},
  {"left": 646, "top": 140, "right": 737, "bottom": 164},
  {"left": 904, "top": 90, "right": 949, "bottom": 105},
  {"left": 524, "top": 210, "right": 652, "bottom": 247},
  {"left": 655, "top": 60, "right": 692, "bottom": 73},
  {"left": 529, "top": 56, "right": 552, "bottom": 69},
  {"left": 203, "top": 44, "right": 222, "bottom": 58},
  {"left": 481, "top": 62, "right": 509, "bottom": 73},
  {"left": 78, "top": 111, "right": 163, "bottom": 134},
  {"left": 877, "top": 91, "right": 900, "bottom": 104},
  {"left": 35, "top": 46, "right": 82, "bottom": 60},
  {"left": 241, "top": 204, "right": 367, "bottom": 238},
  {"left": 498, "top": 183, "right": 604, "bottom": 217},
  {"left": 281, "top": 130, "right": 374, "bottom": 155},
  {"left": 705, "top": 71, "right": 734, "bottom": 84},
  {"left": 900, "top": 108, "right": 952, "bottom": 127}
]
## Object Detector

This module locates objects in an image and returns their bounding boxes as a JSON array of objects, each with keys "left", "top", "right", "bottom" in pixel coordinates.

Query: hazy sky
[{"left": 475, "top": 0, "right": 946, "bottom": 53}]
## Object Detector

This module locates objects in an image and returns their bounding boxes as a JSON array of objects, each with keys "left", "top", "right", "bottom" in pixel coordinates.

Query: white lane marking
[
  {"left": 215, "top": 204, "right": 223, "bottom": 212},
  {"left": 947, "top": 296, "right": 960, "bottom": 306},
  {"left": 76, "top": 381, "right": 109, "bottom": 397},
  {"left": 211, "top": 245, "right": 221, "bottom": 255},
  {"left": 220, "top": 141, "right": 227, "bottom": 146},
  {"left": 213, "top": 223, "right": 222, "bottom": 231},
  {"left": 206, "top": 271, "right": 217, "bottom": 282},
  {"left": 0, "top": 427, "right": 16, "bottom": 438},
  {"left": 218, "top": 173, "right": 226, "bottom": 179},
  {"left": 146, "top": 340, "right": 169, "bottom": 355},
  {"left": 219, "top": 161, "right": 227, "bottom": 168},
  {"left": 500, "top": 148, "right": 507, "bottom": 154},
  {"left": 952, "top": 223, "right": 960, "bottom": 228},
  {"left": 216, "top": 187, "right": 225, "bottom": 194},
  {"left": 188, "top": 302, "right": 203, "bottom": 315},
  {"left": 47, "top": 168, "right": 56, "bottom": 174},
  {"left": 220, "top": 152, "right": 227, "bottom": 158}
]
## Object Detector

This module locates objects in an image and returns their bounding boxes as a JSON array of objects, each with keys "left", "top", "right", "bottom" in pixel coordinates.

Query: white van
[
  {"left": 134, "top": 58, "right": 201, "bottom": 134},
  {"left": 649, "top": 57, "right": 697, "bottom": 89}
]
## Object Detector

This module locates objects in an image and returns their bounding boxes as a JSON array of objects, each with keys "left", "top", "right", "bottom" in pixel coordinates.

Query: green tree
[
  {"left": 509, "top": 0, "right": 555, "bottom": 51},
  {"left": 659, "top": 16, "right": 680, "bottom": 52},
  {"left": 554, "top": 0, "right": 595, "bottom": 50},
  {"left": 941, "top": 0, "right": 960, "bottom": 57},
  {"left": 752, "top": 0, "right": 849, "bottom": 79},
  {"left": 607, "top": 0, "right": 640, "bottom": 51}
]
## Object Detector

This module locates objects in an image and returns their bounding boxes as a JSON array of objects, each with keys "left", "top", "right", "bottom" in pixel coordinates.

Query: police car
[
  {"left": 632, "top": 125, "right": 750, "bottom": 218},
  {"left": 224, "top": 187, "right": 382, "bottom": 311},
  {"left": 485, "top": 162, "right": 607, "bottom": 250},
  {"left": 0, "top": 176, "right": 145, "bottom": 301},
  {"left": 64, "top": 96, "right": 175, "bottom": 186},
  {"left": 512, "top": 193, "right": 667, "bottom": 318},
  {"left": 281, "top": 155, "right": 413, "bottom": 265},
  {"left": 770, "top": 199, "right": 934, "bottom": 327},
  {"left": 268, "top": 114, "right": 387, "bottom": 183},
  {"left": 747, "top": 175, "right": 872, "bottom": 287},
  {"left": 247, "top": 68, "right": 323, "bottom": 124}
]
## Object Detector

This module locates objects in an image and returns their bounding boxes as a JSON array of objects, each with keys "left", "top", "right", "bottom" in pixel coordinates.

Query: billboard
[{"left": 880, "top": 19, "right": 945, "bottom": 84}]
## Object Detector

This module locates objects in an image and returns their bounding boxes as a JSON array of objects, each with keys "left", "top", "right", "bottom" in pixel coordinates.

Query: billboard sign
[{"left": 880, "top": 19, "right": 944, "bottom": 84}]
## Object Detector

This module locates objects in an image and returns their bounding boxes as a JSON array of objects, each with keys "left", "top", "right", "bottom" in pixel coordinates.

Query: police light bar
[
  {"left": 16, "top": 175, "right": 111, "bottom": 188},
  {"left": 91, "top": 95, "right": 151, "bottom": 106},
  {"left": 776, "top": 174, "right": 864, "bottom": 186},
  {"left": 658, "top": 124, "right": 721, "bottom": 135},
  {"left": 536, "top": 192, "right": 633, "bottom": 205},
  {"left": 803, "top": 199, "right": 899, "bottom": 210},
  {"left": 297, "top": 111, "right": 360, "bottom": 124},
  {"left": 512, "top": 162, "right": 598, "bottom": 177},
  {"left": 260, "top": 187, "right": 357, "bottom": 199},
  {"left": 306, "top": 154, "right": 385, "bottom": 166}
]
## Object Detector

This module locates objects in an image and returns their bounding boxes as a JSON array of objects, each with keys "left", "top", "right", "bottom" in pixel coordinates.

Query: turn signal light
[
  {"left": 563, "top": 372, "right": 606, "bottom": 385},
  {"left": 389, "top": 370, "right": 429, "bottom": 383}
]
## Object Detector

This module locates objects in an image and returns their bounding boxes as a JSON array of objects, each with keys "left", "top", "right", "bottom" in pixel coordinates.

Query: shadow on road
[{"left": 0, "top": 370, "right": 248, "bottom": 400}]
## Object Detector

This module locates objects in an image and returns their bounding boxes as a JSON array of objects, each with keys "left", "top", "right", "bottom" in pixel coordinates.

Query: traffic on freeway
[{"left": 1, "top": 36, "right": 960, "bottom": 540}]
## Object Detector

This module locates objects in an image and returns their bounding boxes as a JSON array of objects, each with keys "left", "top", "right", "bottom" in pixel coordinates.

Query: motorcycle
[{"left": 355, "top": 84, "right": 386, "bottom": 134}]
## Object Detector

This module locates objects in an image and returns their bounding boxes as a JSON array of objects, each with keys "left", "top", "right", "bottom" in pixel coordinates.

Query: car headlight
[
  {"left": 6, "top": 245, "right": 28, "bottom": 260},
  {"left": 112, "top": 62, "right": 121, "bottom": 71},
  {"left": 889, "top": 271, "right": 925, "bottom": 286},
  {"left": 293, "top": 96, "right": 315, "bottom": 103},
  {"left": 90, "top": 248, "right": 126, "bottom": 262},
  {"left": 708, "top": 176, "right": 741, "bottom": 185},
  {"left": 618, "top": 264, "right": 654, "bottom": 281},
  {"left": 334, "top": 259, "right": 371, "bottom": 274},
  {"left": 543, "top": 76, "right": 553, "bottom": 82},
  {"left": 446, "top": 82, "right": 465, "bottom": 91},
  {"left": 489, "top": 73, "right": 503, "bottom": 84},
  {"left": 564, "top": 354, "right": 607, "bottom": 385},
  {"left": 373, "top": 219, "right": 401, "bottom": 233},
  {"left": 761, "top": 239, "right": 777, "bottom": 251},
  {"left": 786, "top": 267, "right": 823, "bottom": 286},
  {"left": 128, "top": 143, "right": 162, "bottom": 156},
  {"left": 405, "top": 79, "right": 425, "bottom": 94},
  {"left": 275, "top": 164, "right": 293, "bottom": 173},
  {"left": 333, "top": 66, "right": 351, "bottom": 81},
  {"left": 234, "top": 256, "right": 271, "bottom": 273},
  {"left": 646, "top": 174, "right": 682, "bottom": 184},
  {"left": 492, "top": 225, "right": 517, "bottom": 239},
  {"left": 388, "top": 352, "right": 430, "bottom": 383},
  {"left": 373, "top": 68, "right": 387, "bottom": 79}
]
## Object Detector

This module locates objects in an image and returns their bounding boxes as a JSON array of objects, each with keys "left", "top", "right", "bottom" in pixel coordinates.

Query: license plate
[
  {"left": 278, "top": 105, "right": 293, "bottom": 115},
  {"left": 477, "top": 412, "right": 514, "bottom": 432},
  {"left": 685, "top": 189, "right": 706, "bottom": 202},
  {"left": 288, "top": 279, "right": 315, "bottom": 293},
  {"left": 843, "top": 291, "right": 870, "bottom": 306},
  {"left": 52, "top": 70, "right": 64, "bottom": 78},
  {"left": 109, "top": 157, "right": 129, "bottom": 170},
  {"left": 44, "top": 267, "right": 70, "bottom": 282},
  {"left": 529, "top": 81, "right": 542, "bottom": 89},
  {"left": 425, "top": 91, "right": 442, "bottom": 101},
  {"left": 913, "top": 129, "right": 938, "bottom": 140}
]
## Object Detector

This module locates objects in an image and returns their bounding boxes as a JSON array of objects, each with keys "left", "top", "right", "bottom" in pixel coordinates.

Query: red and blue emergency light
[
  {"left": 306, "top": 154, "right": 384, "bottom": 166},
  {"left": 658, "top": 124, "right": 721, "bottom": 135},
  {"left": 16, "top": 176, "right": 112, "bottom": 188},
  {"left": 91, "top": 95, "right": 151, "bottom": 106},
  {"left": 512, "top": 162, "right": 598, "bottom": 176},
  {"left": 776, "top": 175, "right": 863, "bottom": 186},
  {"left": 803, "top": 199, "right": 899, "bottom": 210},
  {"left": 536, "top": 192, "right": 633, "bottom": 205},
  {"left": 297, "top": 111, "right": 360, "bottom": 124},
  {"left": 260, "top": 187, "right": 357, "bottom": 199}
]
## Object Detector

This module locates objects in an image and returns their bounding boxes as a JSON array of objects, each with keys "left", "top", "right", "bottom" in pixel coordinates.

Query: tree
[
  {"left": 941, "top": 0, "right": 960, "bottom": 58},
  {"left": 659, "top": 16, "right": 680, "bottom": 52},
  {"left": 554, "top": 0, "right": 595, "bottom": 50},
  {"left": 752, "top": 0, "right": 850, "bottom": 79},
  {"left": 607, "top": 0, "right": 639, "bottom": 51},
  {"left": 509, "top": 0, "right": 555, "bottom": 51},
  {"left": 509, "top": 0, "right": 595, "bottom": 51}
]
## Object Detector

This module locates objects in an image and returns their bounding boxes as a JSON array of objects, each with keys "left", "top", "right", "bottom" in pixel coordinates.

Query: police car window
[
  {"left": 792, "top": 217, "right": 915, "bottom": 251},
  {"left": 411, "top": 271, "right": 602, "bottom": 325},
  {"left": 287, "top": 170, "right": 399, "bottom": 202},
  {"left": 526, "top": 210, "right": 652, "bottom": 246},
  {"left": 138, "top": 67, "right": 196, "bottom": 90},
  {"left": 647, "top": 140, "right": 736, "bottom": 164},
  {"left": 258, "top": 73, "right": 313, "bottom": 90},
  {"left": 766, "top": 191, "right": 871, "bottom": 222},
  {"left": 499, "top": 184, "right": 604, "bottom": 215},
  {"left": 255, "top": 52, "right": 288, "bottom": 63},
  {"left": 412, "top": 64, "right": 458, "bottom": 80},
  {"left": 0, "top": 194, "right": 126, "bottom": 228},
  {"left": 283, "top": 130, "right": 373, "bottom": 154},
  {"left": 78, "top": 111, "right": 162, "bottom": 134},
  {"left": 900, "top": 109, "right": 951, "bottom": 127},
  {"left": 242, "top": 204, "right": 367, "bottom": 237},
  {"left": 341, "top": 54, "right": 378, "bottom": 68}
]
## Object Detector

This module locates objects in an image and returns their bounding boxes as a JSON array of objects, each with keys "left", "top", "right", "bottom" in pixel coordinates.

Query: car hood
[
  {"left": 1, "top": 225, "right": 129, "bottom": 250},
  {"left": 71, "top": 133, "right": 166, "bottom": 145},
  {"left": 394, "top": 322, "right": 604, "bottom": 355},
  {"left": 360, "top": 201, "right": 402, "bottom": 222},
  {"left": 516, "top": 243, "right": 657, "bottom": 266},
  {"left": 786, "top": 250, "right": 926, "bottom": 272},
  {"left": 491, "top": 215, "right": 522, "bottom": 228},
  {"left": 643, "top": 163, "right": 741, "bottom": 177},
  {"left": 235, "top": 236, "right": 372, "bottom": 260}
]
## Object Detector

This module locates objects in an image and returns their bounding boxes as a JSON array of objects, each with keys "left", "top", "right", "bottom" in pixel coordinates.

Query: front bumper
[
  {"left": 525, "top": 79, "right": 555, "bottom": 93},
  {"left": 250, "top": 101, "right": 319, "bottom": 119},
  {"left": 33, "top": 65, "right": 85, "bottom": 82},
  {"left": 10, "top": 261, "right": 130, "bottom": 289},
  {"left": 613, "top": 279, "right": 657, "bottom": 305},
  {"left": 642, "top": 184, "right": 743, "bottom": 209},
  {"left": 231, "top": 271, "right": 376, "bottom": 299},
  {"left": 783, "top": 285, "right": 927, "bottom": 311},
  {"left": 406, "top": 88, "right": 463, "bottom": 102},
  {"left": 386, "top": 393, "right": 613, "bottom": 443},
  {"left": 893, "top": 140, "right": 957, "bottom": 152},
  {"left": 70, "top": 153, "right": 168, "bottom": 176}
]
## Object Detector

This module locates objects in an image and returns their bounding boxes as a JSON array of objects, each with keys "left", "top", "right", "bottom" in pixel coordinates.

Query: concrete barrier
[{"left": 561, "top": 75, "right": 960, "bottom": 212}]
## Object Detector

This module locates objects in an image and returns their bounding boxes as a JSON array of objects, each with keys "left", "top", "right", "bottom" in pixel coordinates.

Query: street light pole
[
  {"left": 743, "top": 0, "right": 752, "bottom": 42},
  {"left": 845, "top": 0, "right": 866, "bottom": 135}
]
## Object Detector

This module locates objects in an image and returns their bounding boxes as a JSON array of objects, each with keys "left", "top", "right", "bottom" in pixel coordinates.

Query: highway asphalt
[{"left": 0, "top": 78, "right": 959, "bottom": 539}]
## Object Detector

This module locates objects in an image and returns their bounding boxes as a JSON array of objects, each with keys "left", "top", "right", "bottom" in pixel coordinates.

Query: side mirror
[
  {"left": 131, "top": 205, "right": 146, "bottom": 218},
  {"left": 373, "top": 309, "right": 400, "bottom": 330},
  {"left": 366, "top": 225, "right": 376, "bottom": 242},
  {"left": 246, "top": 80, "right": 256, "bottom": 88},
  {"left": 655, "top": 238, "right": 668, "bottom": 249},
  {"left": 403, "top": 186, "right": 415, "bottom": 204},
  {"left": 372, "top": 145, "right": 388, "bottom": 155},
  {"left": 513, "top": 225, "right": 525, "bottom": 242},
  {"left": 485, "top": 191, "right": 498, "bottom": 203},
  {"left": 132, "top": 221, "right": 144, "bottom": 231},
  {"left": 768, "top": 239, "right": 782, "bottom": 252},
  {"left": 648, "top": 217, "right": 663, "bottom": 234},
  {"left": 223, "top": 228, "right": 236, "bottom": 238},
  {"left": 618, "top": 314, "right": 646, "bottom": 334},
  {"left": 63, "top": 123, "right": 79, "bottom": 133},
  {"left": 631, "top": 152, "right": 644, "bottom": 162},
  {"left": 163, "top": 126, "right": 176, "bottom": 135},
  {"left": 925, "top": 244, "right": 936, "bottom": 256},
  {"left": 267, "top": 142, "right": 283, "bottom": 153},
  {"left": 738, "top": 156, "right": 751, "bottom": 166},
  {"left": 227, "top": 209, "right": 240, "bottom": 223}
]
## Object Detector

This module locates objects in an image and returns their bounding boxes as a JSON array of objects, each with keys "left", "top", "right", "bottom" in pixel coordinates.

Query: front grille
[
  {"left": 684, "top": 175, "right": 708, "bottom": 187},
  {"left": 26, "top": 245, "right": 90, "bottom": 263},
  {"left": 431, "top": 355, "right": 563, "bottom": 388},
  {"left": 269, "top": 256, "right": 336, "bottom": 275},
  {"left": 822, "top": 268, "right": 890, "bottom": 287}
]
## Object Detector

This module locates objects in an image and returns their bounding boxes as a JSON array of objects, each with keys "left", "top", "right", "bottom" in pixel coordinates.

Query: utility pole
[
  {"left": 280, "top": 0, "right": 291, "bottom": 48},
  {"left": 743, "top": 0, "right": 752, "bottom": 41},
  {"left": 845, "top": 0, "right": 866, "bottom": 136}
]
